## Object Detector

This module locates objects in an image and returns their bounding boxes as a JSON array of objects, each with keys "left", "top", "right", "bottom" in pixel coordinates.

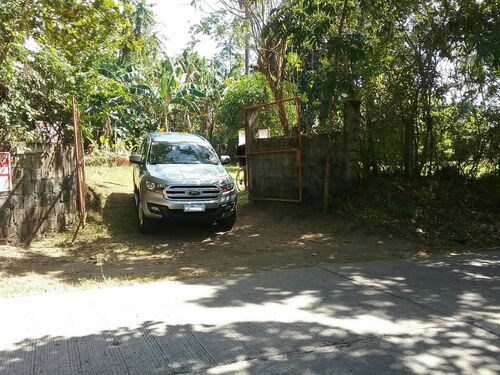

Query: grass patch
[{"left": 224, "top": 163, "right": 240, "bottom": 180}]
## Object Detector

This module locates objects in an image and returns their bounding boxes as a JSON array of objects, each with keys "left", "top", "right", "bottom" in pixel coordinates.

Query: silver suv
[{"left": 129, "top": 132, "right": 237, "bottom": 233}]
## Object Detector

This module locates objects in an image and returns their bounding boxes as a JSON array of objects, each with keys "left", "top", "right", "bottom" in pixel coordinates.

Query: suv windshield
[{"left": 148, "top": 141, "right": 219, "bottom": 165}]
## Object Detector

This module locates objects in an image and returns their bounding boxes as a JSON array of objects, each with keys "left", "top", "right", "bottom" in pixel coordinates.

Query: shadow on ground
[
  {"left": 102, "top": 192, "right": 223, "bottom": 242},
  {"left": 0, "top": 189, "right": 476, "bottom": 294},
  {"left": 2, "top": 320, "right": 498, "bottom": 374},
  {"left": 1, "top": 254, "right": 499, "bottom": 374}
]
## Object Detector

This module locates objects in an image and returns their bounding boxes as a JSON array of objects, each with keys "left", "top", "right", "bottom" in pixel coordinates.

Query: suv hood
[{"left": 148, "top": 164, "right": 230, "bottom": 185}]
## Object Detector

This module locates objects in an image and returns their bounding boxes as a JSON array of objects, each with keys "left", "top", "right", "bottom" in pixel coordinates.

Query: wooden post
[{"left": 72, "top": 97, "right": 86, "bottom": 228}]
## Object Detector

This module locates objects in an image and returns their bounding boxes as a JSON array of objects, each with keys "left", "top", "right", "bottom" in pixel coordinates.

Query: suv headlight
[
  {"left": 145, "top": 181, "right": 165, "bottom": 193},
  {"left": 221, "top": 181, "right": 235, "bottom": 193}
]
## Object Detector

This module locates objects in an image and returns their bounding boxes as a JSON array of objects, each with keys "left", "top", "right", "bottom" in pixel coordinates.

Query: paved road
[{"left": 1, "top": 251, "right": 499, "bottom": 374}]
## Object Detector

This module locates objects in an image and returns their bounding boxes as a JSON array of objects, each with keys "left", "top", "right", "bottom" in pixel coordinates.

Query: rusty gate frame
[{"left": 244, "top": 96, "right": 303, "bottom": 203}]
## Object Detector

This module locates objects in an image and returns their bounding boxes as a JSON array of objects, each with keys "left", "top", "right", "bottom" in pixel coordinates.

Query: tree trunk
[
  {"left": 366, "top": 114, "right": 378, "bottom": 175},
  {"left": 163, "top": 111, "right": 169, "bottom": 132},
  {"left": 420, "top": 107, "right": 433, "bottom": 176},
  {"left": 186, "top": 112, "right": 192, "bottom": 133},
  {"left": 323, "top": 95, "right": 336, "bottom": 215},
  {"left": 162, "top": 96, "right": 171, "bottom": 132},
  {"left": 264, "top": 72, "right": 290, "bottom": 136},
  {"left": 206, "top": 106, "right": 214, "bottom": 143},
  {"left": 245, "top": 41, "right": 250, "bottom": 75},
  {"left": 365, "top": 97, "right": 378, "bottom": 175},
  {"left": 322, "top": 0, "right": 349, "bottom": 214},
  {"left": 208, "top": 120, "right": 214, "bottom": 143},
  {"left": 403, "top": 116, "right": 415, "bottom": 177}
]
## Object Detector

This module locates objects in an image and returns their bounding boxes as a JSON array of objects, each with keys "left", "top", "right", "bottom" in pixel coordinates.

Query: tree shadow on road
[
  {"left": 1, "top": 317, "right": 498, "bottom": 374},
  {"left": 1, "top": 252, "right": 499, "bottom": 373}
]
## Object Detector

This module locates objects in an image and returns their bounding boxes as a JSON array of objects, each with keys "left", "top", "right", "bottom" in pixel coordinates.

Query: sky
[{"left": 149, "top": 0, "right": 220, "bottom": 58}]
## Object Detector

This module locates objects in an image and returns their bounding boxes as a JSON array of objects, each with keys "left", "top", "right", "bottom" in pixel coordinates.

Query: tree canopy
[{"left": 0, "top": 0, "right": 498, "bottom": 176}]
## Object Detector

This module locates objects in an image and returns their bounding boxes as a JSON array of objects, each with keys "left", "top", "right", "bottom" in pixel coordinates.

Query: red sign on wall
[{"left": 0, "top": 152, "right": 11, "bottom": 192}]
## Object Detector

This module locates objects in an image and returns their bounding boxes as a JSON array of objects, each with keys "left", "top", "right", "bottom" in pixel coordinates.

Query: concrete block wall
[{"left": 0, "top": 144, "right": 78, "bottom": 243}]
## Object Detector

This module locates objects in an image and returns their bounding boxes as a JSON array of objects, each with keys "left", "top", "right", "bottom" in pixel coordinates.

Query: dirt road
[{"left": 0, "top": 166, "right": 460, "bottom": 297}]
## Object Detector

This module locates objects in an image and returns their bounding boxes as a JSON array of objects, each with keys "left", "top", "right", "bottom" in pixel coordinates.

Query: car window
[{"left": 148, "top": 141, "right": 219, "bottom": 165}]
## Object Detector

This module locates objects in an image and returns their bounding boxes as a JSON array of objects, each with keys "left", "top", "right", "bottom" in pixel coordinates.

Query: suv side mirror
[
  {"left": 129, "top": 154, "right": 143, "bottom": 165},
  {"left": 220, "top": 155, "right": 231, "bottom": 165}
]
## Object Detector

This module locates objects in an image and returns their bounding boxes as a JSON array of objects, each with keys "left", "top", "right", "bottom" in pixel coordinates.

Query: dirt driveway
[{"left": 0, "top": 165, "right": 449, "bottom": 297}]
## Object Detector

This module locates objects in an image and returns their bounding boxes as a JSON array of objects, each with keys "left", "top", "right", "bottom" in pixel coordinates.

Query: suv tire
[
  {"left": 137, "top": 199, "right": 158, "bottom": 234},
  {"left": 217, "top": 211, "right": 236, "bottom": 231}
]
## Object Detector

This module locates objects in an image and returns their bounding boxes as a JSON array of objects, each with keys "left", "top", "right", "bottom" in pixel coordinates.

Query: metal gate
[{"left": 244, "top": 97, "right": 303, "bottom": 203}]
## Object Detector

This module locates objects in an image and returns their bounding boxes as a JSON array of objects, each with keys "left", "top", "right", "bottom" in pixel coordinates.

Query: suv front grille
[{"left": 163, "top": 185, "right": 222, "bottom": 200}]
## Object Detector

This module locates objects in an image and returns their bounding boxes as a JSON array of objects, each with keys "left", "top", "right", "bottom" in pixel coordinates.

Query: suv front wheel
[
  {"left": 137, "top": 199, "right": 158, "bottom": 234},
  {"left": 217, "top": 211, "right": 236, "bottom": 231}
]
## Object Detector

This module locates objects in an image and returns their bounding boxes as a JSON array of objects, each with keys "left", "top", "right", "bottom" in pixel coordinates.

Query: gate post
[{"left": 343, "top": 99, "right": 361, "bottom": 188}]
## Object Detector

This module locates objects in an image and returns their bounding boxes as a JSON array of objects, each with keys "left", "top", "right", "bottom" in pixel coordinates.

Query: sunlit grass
[
  {"left": 86, "top": 165, "right": 132, "bottom": 197},
  {"left": 224, "top": 163, "right": 240, "bottom": 180}
]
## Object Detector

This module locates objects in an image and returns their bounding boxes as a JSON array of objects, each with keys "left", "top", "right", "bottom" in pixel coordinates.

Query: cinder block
[
  {"left": 11, "top": 167, "right": 25, "bottom": 185},
  {"left": 34, "top": 179, "right": 44, "bottom": 193},
  {"left": 22, "top": 181, "right": 35, "bottom": 195},
  {"left": 23, "top": 195, "right": 36, "bottom": 210},
  {"left": 30, "top": 155, "right": 41, "bottom": 168},
  {"left": 31, "top": 168, "right": 42, "bottom": 181},
  {"left": 19, "top": 221, "right": 36, "bottom": 241},
  {"left": 0, "top": 196, "right": 7, "bottom": 211},
  {"left": 0, "top": 209, "right": 11, "bottom": 226},
  {"left": 57, "top": 214, "right": 67, "bottom": 231}
]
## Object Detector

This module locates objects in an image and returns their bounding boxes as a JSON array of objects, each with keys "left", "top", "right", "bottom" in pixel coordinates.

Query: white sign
[
  {"left": 0, "top": 152, "right": 11, "bottom": 192},
  {"left": 238, "top": 129, "right": 270, "bottom": 145}
]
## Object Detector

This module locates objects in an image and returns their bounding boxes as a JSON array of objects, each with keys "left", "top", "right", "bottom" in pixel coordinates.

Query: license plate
[{"left": 184, "top": 204, "right": 205, "bottom": 212}]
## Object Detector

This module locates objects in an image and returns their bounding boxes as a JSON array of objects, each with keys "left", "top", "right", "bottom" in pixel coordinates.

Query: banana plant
[{"left": 157, "top": 57, "right": 205, "bottom": 131}]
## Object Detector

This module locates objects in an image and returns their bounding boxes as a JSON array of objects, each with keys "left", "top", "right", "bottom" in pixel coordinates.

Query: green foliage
[
  {"left": 1, "top": 0, "right": 498, "bottom": 179},
  {"left": 266, "top": 0, "right": 499, "bottom": 177},
  {"left": 0, "top": 0, "right": 142, "bottom": 149},
  {"left": 215, "top": 73, "right": 270, "bottom": 140},
  {"left": 346, "top": 174, "right": 500, "bottom": 247},
  {"left": 214, "top": 72, "right": 298, "bottom": 144}
]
